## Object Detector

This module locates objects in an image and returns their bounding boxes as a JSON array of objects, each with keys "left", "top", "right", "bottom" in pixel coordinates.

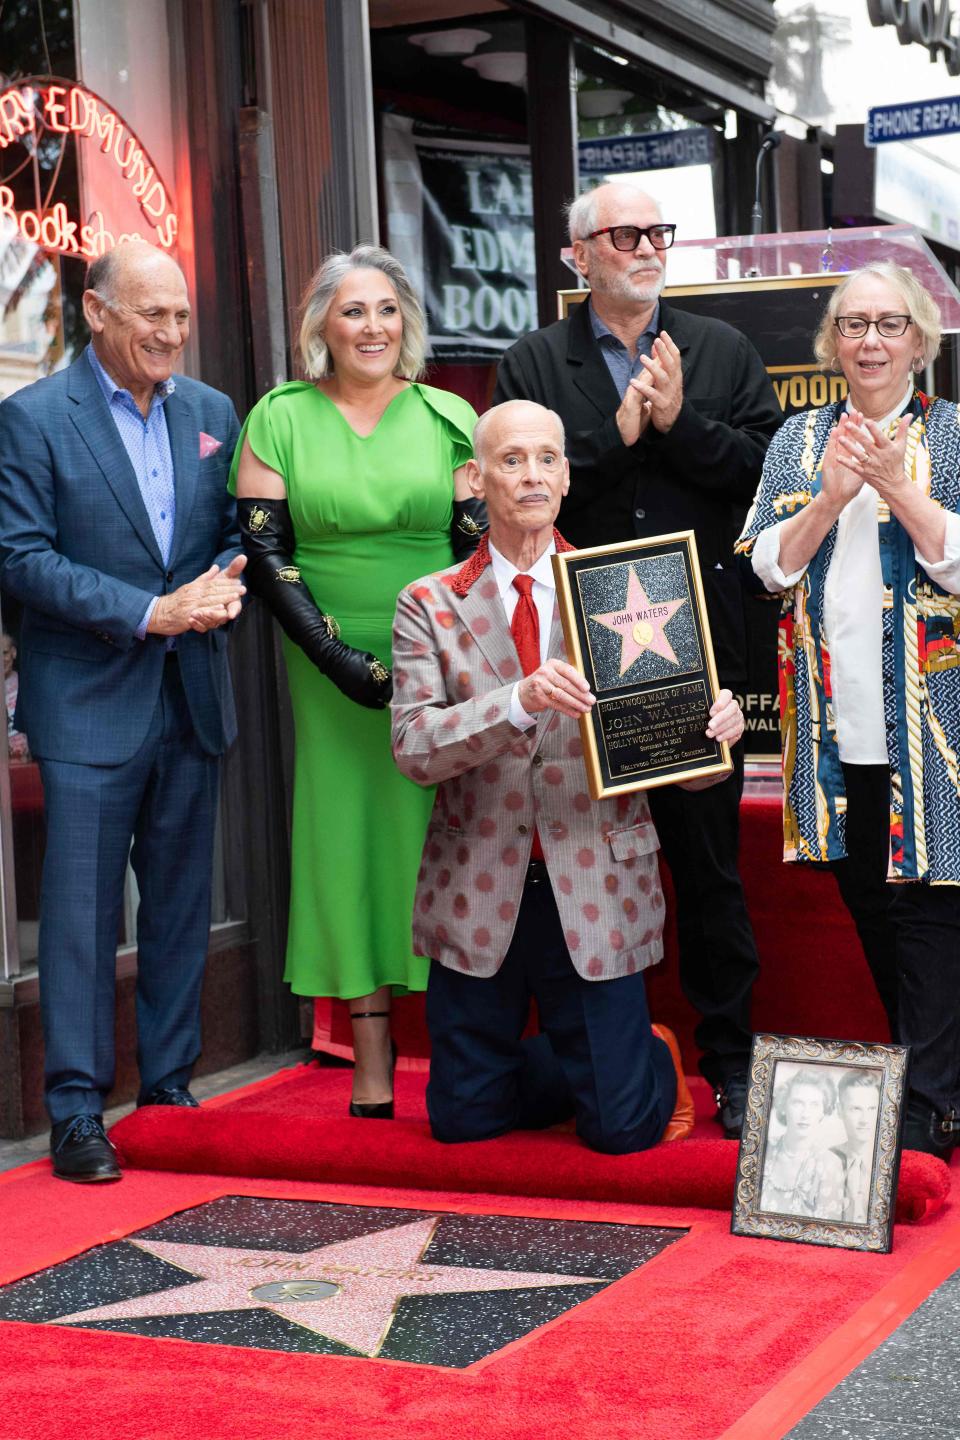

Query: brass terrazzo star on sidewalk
[{"left": 51, "top": 1217, "right": 601, "bottom": 1357}]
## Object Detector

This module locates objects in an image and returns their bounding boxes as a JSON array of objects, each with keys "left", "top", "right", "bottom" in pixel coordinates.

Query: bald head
[
  {"left": 85, "top": 239, "right": 186, "bottom": 305},
  {"left": 468, "top": 401, "right": 569, "bottom": 559},
  {"left": 473, "top": 400, "right": 565, "bottom": 469}
]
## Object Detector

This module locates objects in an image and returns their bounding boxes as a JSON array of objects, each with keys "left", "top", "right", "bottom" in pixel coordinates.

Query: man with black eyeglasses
[{"left": 494, "top": 180, "right": 782, "bottom": 1138}]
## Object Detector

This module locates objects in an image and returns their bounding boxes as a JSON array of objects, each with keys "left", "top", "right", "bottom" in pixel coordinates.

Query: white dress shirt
[
  {"left": 488, "top": 538, "right": 556, "bottom": 730},
  {"left": 751, "top": 386, "right": 960, "bottom": 763}
]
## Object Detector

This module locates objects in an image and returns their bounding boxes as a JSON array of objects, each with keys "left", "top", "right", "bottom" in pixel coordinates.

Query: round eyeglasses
[
  {"left": 834, "top": 315, "right": 912, "bottom": 339},
  {"left": 586, "top": 224, "right": 677, "bottom": 252}
]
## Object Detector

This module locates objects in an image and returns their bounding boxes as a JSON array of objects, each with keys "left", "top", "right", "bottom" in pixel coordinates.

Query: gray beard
[{"left": 595, "top": 265, "right": 665, "bottom": 305}]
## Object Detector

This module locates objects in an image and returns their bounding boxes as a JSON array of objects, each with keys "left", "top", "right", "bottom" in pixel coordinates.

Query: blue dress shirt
[
  {"left": 86, "top": 344, "right": 176, "bottom": 638},
  {"left": 588, "top": 299, "right": 661, "bottom": 402}
]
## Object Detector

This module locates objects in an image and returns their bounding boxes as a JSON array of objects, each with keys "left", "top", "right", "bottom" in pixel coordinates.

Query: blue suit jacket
[{"left": 0, "top": 352, "right": 242, "bottom": 764}]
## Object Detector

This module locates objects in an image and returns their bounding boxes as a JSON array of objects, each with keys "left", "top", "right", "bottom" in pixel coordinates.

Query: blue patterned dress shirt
[{"left": 86, "top": 344, "right": 176, "bottom": 639}]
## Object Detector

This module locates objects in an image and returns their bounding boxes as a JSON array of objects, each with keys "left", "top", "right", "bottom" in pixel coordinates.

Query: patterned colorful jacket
[
  {"left": 391, "top": 533, "right": 665, "bottom": 980},
  {"left": 736, "top": 394, "right": 960, "bottom": 882}
]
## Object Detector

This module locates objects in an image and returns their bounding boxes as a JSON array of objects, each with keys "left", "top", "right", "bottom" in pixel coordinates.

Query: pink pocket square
[{"left": 199, "top": 431, "right": 222, "bottom": 459}]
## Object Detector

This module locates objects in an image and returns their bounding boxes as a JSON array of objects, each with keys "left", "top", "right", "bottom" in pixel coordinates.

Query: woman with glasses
[{"left": 737, "top": 261, "right": 960, "bottom": 1159}]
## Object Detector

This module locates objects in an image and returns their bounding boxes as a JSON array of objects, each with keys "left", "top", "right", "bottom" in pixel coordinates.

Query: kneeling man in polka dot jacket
[{"left": 392, "top": 400, "right": 745, "bottom": 1153}]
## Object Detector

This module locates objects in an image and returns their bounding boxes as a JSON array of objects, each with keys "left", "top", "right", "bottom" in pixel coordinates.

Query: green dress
[{"left": 230, "top": 381, "right": 476, "bottom": 997}]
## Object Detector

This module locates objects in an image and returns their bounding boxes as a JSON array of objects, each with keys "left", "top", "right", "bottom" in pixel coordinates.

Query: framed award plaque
[{"left": 552, "top": 531, "right": 732, "bottom": 799}]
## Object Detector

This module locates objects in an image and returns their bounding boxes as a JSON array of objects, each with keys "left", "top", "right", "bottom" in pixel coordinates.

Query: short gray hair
[
  {"left": 813, "top": 261, "right": 942, "bottom": 371},
  {"left": 85, "top": 249, "right": 122, "bottom": 301},
  {"left": 566, "top": 182, "right": 662, "bottom": 244},
  {"left": 472, "top": 401, "right": 566, "bottom": 467},
  {"left": 298, "top": 245, "right": 427, "bottom": 380},
  {"left": 566, "top": 190, "right": 601, "bottom": 244}
]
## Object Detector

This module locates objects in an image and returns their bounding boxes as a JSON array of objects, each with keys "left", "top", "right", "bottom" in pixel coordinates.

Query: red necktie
[
  {"left": 511, "top": 575, "right": 544, "bottom": 860},
  {"left": 511, "top": 575, "right": 540, "bottom": 675}
]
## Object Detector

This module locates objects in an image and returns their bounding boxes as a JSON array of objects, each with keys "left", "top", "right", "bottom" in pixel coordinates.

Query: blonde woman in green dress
[{"left": 232, "top": 246, "right": 481, "bottom": 1116}]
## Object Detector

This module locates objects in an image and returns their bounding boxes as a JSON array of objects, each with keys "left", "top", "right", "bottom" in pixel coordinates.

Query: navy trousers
[
  {"left": 37, "top": 658, "right": 220, "bottom": 1123},
  {"left": 425, "top": 869, "right": 677, "bottom": 1154}
]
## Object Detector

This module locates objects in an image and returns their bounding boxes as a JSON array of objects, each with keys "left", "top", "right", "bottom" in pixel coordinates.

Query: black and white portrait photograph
[
  {"left": 732, "top": 1036, "right": 909, "bottom": 1253},
  {"left": 758, "top": 1062, "right": 882, "bottom": 1223}
]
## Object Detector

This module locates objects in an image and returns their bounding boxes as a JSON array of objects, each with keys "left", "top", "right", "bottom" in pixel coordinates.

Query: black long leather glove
[
  {"left": 237, "top": 497, "right": 392, "bottom": 709},
  {"left": 450, "top": 497, "right": 488, "bottom": 561}
]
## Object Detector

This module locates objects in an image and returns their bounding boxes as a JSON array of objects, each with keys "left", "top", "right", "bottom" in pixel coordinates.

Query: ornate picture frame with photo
[{"left": 731, "top": 1034, "right": 909, "bottom": 1254}]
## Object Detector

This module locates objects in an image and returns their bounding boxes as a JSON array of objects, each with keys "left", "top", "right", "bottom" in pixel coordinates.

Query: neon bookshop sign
[{"left": 0, "top": 77, "right": 179, "bottom": 261}]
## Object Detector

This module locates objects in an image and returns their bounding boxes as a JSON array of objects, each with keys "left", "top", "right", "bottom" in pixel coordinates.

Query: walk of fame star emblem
[
  {"left": 0, "top": 1197, "right": 686, "bottom": 1367},
  {"left": 589, "top": 566, "right": 686, "bottom": 676},
  {"left": 50, "top": 1219, "right": 601, "bottom": 1357}
]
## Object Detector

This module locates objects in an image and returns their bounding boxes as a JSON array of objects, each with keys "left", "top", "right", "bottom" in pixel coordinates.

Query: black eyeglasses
[
  {"left": 834, "top": 315, "right": 912, "bottom": 339},
  {"left": 586, "top": 224, "right": 677, "bottom": 252}
]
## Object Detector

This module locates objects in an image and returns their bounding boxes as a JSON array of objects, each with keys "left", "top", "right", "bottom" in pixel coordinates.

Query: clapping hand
[
  {"left": 616, "top": 378, "right": 653, "bottom": 446},
  {"left": 187, "top": 554, "right": 248, "bottom": 632},
  {"left": 634, "top": 332, "right": 683, "bottom": 433},
  {"left": 819, "top": 419, "right": 868, "bottom": 516},
  {"left": 148, "top": 555, "right": 247, "bottom": 636},
  {"left": 833, "top": 409, "right": 911, "bottom": 503}
]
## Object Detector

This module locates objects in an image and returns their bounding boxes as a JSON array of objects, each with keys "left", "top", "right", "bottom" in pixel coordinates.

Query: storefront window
[
  {"left": 374, "top": 10, "right": 534, "bottom": 411},
  {"left": 574, "top": 45, "right": 727, "bottom": 244},
  {"left": 770, "top": 0, "right": 960, "bottom": 247}
]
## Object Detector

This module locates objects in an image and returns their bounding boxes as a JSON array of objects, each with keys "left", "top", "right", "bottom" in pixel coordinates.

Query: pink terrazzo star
[
  {"left": 590, "top": 566, "right": 686, "bottom": 675},
  {"left": 51, "top": 1218, "right": 601, "bottom": 1357}
]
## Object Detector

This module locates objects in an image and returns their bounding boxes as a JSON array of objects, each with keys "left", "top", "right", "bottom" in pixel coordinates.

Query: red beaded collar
[{"left": 448, "top": 529, "right": 576, "bottom": 597}]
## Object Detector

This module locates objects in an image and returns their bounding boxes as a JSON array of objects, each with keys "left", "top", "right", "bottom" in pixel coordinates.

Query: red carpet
[
  {"left": 2, "top": 1157, "right": 960, "bottom": 1440},
  {"left": 4, "top": 793, "right": 952, "bottom": 1438},
  {"left": 313, "top": 793, "right": 891, "bottom": 1072},
  {"left": 110, "top": 1063, "right": 951, "bottom": 1224}
]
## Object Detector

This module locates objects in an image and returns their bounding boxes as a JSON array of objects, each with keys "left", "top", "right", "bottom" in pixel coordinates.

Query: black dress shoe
[
  {"left": 902, "top": 1097, "right": 959, "bottom": 1160},
  {"left": 715, "top": 1072, "right": 748, "bottom": 1139},
  {"left": 50, "top": 1114, "right": 121, "bottom": 1183},
  {"left": 137, "top": 1086, "right": 200, "bottom": 1108}
]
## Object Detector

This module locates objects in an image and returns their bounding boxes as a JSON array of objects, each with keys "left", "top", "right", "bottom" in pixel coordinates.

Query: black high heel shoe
[{"left": 348, "top": 1010, "right": 396, "bottom": 1119}]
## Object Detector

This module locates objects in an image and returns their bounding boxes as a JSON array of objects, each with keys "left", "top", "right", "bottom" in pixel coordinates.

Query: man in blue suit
[{"left": 0, "top": 240, "right": 246, "bottom": 1181}]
